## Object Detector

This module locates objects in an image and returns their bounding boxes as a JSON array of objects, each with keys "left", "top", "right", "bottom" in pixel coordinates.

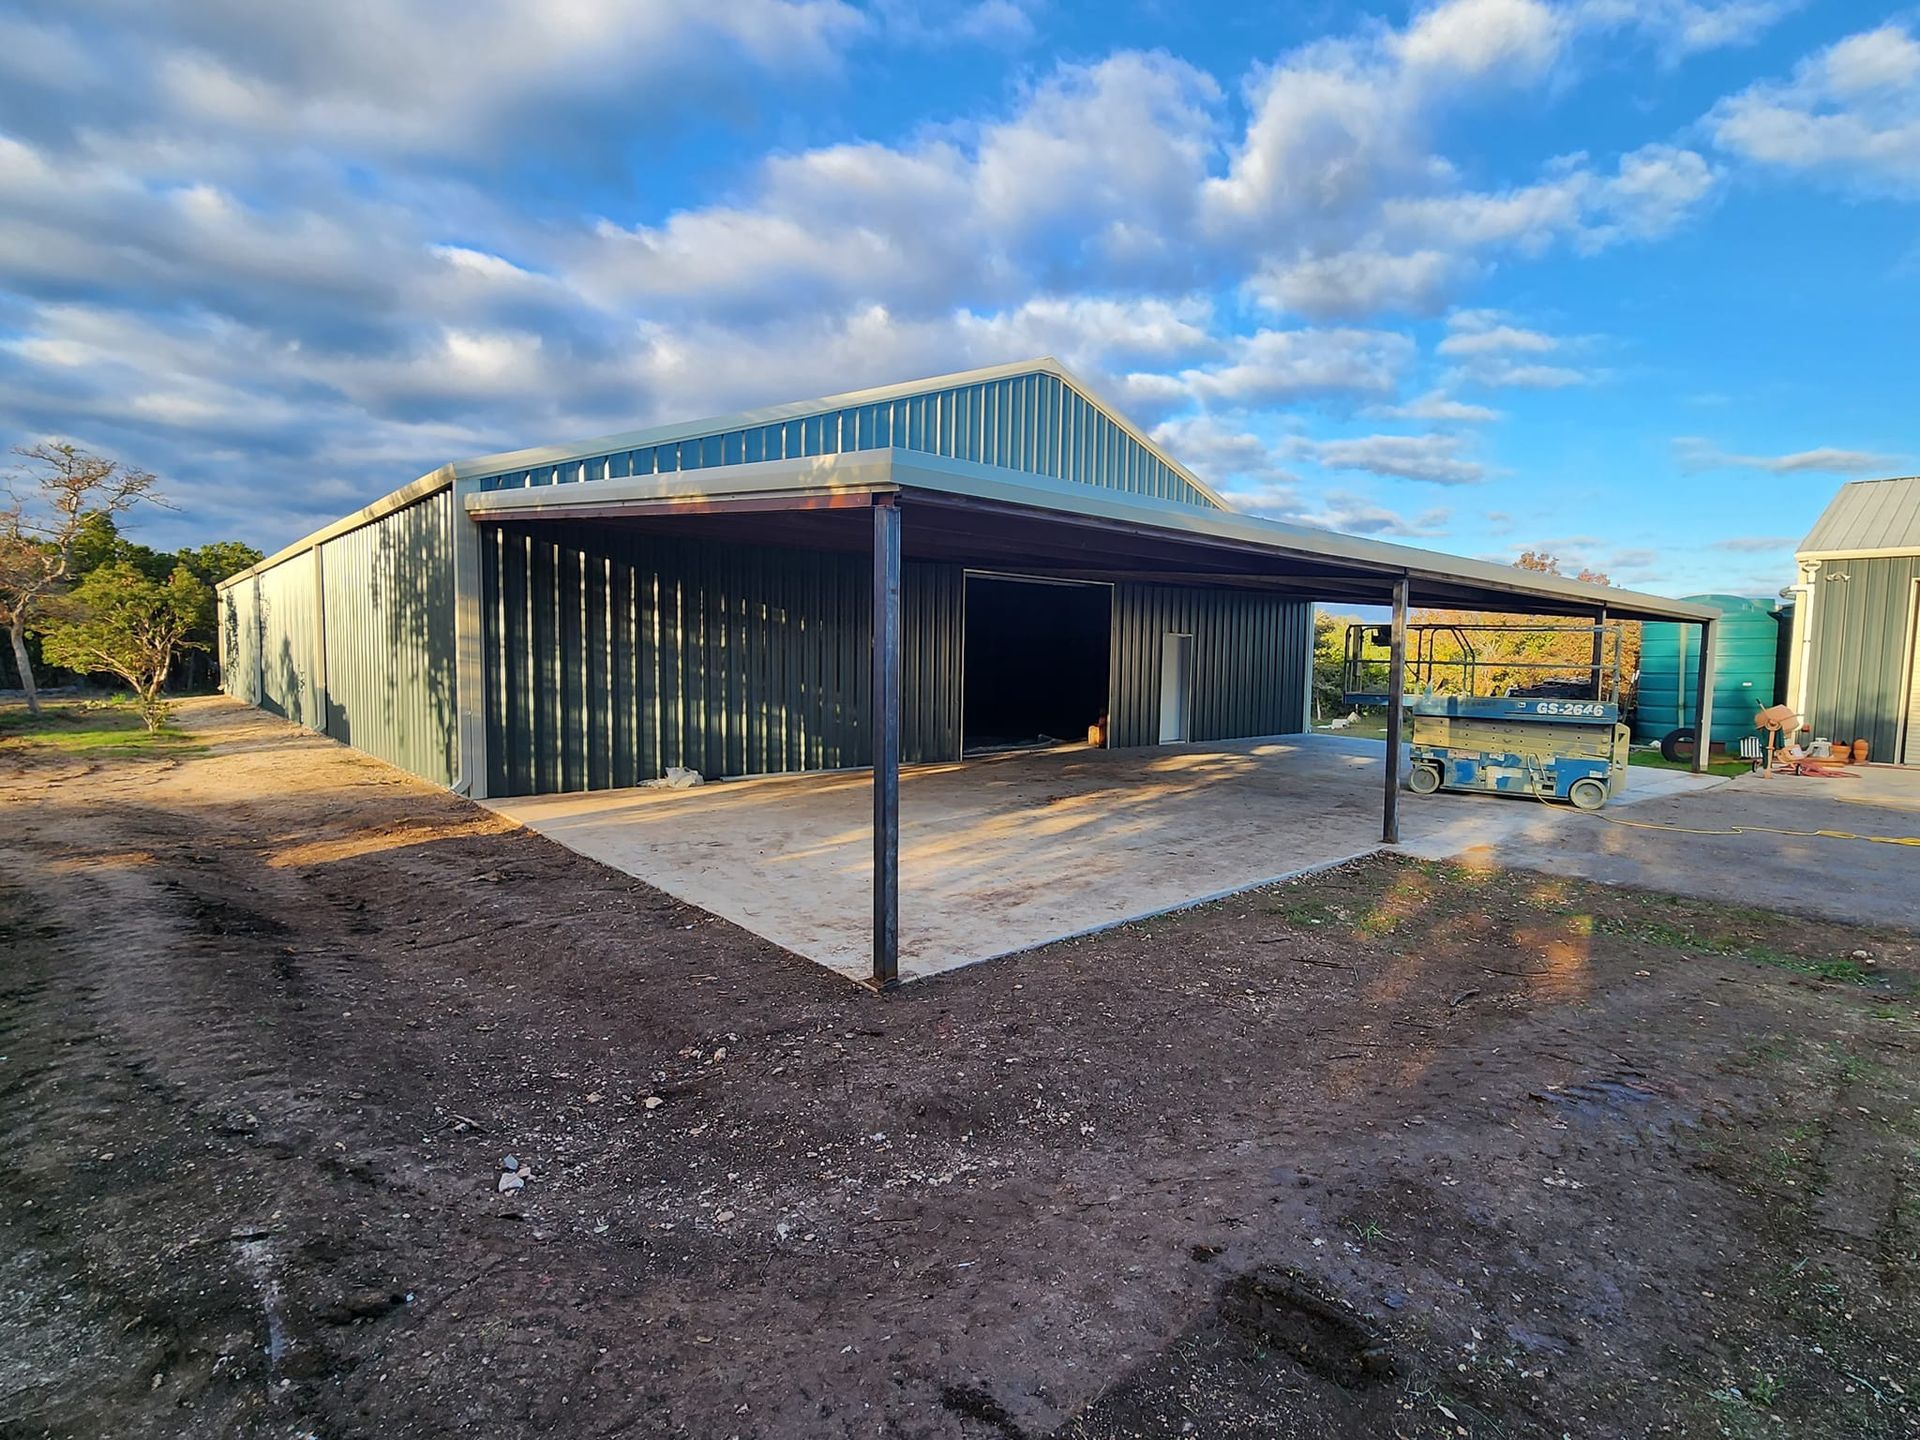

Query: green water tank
[{"left": 1634, "top": 595, "right": 1788, "bottom": 747}]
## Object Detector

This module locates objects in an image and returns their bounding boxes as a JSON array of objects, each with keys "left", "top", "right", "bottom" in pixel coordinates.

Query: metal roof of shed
[
  {"left": 1798, "top": 476, "right": 1920, "bottom": 559},
  {"left": 467, "top": 448, "right": 1720, "bottom": 623},
  {"left": 221, "top": 358, "right": 1717, "bottom": 623}
]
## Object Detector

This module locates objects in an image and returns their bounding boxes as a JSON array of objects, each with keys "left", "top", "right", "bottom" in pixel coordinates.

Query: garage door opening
[{"left": 963, "top": 574, "right": 1111, "bottom": 754}]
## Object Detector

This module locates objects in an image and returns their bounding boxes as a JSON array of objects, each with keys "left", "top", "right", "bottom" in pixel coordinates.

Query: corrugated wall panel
[
  {"left": 472, "top": 371, "right": 1220, "bottom": 509},
  {"left": 1808, "top": 555, "right": 1920, "bottom": 761},
  {"left": 219, "top": 579, "right": 262, "bottom": 705},
  {"left": 483, "top": 526, "right": 963, "bottom": 796},
  {"left": 318, "top": 490, "right": 458, "bottom": 786},
  {"left": 256, "top": 555, "right": 322, "bottom": 728},
  {"left": 1109, "top": 585, "right": 1313, "bottom": 748}
]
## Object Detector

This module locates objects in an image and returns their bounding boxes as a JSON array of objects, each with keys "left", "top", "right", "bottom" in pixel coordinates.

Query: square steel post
[
  {"left": 1589, "top": 606, "right": 1607, "bottom": 700},
  {"left": 871, "top": 495, "right": 902, "bottom": 990},
  {"left": 1692, "top": 617, "right": 1717, "bottom": 774},
  {"left": 1382, "top": 575, "right": 1409, "bottom": 843}
]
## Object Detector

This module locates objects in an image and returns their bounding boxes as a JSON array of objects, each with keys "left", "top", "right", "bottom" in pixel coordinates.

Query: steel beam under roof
[{"left": 463, "top": 450, "right": 1719, "bottom": 623}]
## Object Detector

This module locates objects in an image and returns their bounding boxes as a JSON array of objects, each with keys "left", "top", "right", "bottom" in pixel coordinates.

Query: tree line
[
  {"left": 0, "top": 444, "right": 262, "bottom": 731},
  {"left": 1312, "top": 551, "right": 1643, "bottom": 718}
]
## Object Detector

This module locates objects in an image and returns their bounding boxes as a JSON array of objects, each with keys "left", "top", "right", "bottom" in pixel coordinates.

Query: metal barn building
[
  {"left": 1785, "top": 475, "right": 1920, "bottom": 765},
  {"left": 216, "top": 359, "right": 1718, "bottom": 984}
]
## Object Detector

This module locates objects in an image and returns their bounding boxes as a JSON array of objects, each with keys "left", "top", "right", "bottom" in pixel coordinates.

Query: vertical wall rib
[
  {"left": 1109, "top": 584, "right": 1313, "bottom": 748},
  {"left": 482, "top": 525, "right": 962, "bottom": 797}
]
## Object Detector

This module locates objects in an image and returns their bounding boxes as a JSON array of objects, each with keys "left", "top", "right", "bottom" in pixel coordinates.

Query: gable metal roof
[
  {"left": 450, "top": 357, "right": 1232, "bottom": 511},
  {"left": 1799, "top": 476, "right": 1920, "bottom": 558}
]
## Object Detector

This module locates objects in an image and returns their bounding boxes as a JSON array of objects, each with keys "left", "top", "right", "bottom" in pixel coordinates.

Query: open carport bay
[{"left": 486, "top": 733, "right": 1728, "bottom": 984}]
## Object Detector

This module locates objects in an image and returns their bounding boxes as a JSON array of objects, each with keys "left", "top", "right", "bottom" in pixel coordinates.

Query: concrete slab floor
[{"left": 484, "top": 733, "right": 1734, "bottom": 985}]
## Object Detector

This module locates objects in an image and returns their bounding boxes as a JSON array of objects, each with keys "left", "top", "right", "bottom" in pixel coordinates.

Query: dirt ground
[{"left": 2, "top": 697, "right": 1917, "bottom": 1440}]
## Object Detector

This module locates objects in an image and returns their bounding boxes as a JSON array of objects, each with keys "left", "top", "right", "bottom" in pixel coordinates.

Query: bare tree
[{"left": 0, "top": 444, "right": 162, "bottom": 713}]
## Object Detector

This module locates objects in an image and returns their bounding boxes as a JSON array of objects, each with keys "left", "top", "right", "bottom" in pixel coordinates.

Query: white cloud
[
  {"left": 1579, "top": 0, "right": 1801, "bottom": 62},
  {"left": 1709, "top": 534, "right": 1798, "bottom": 552},
  {"left": 1373, "top": 389, "right": 1503, "bottom": 422},
  {"left": 136, "top": 0, "right": 864, "bottom": 160},
  {"left": 1675, "top": 437, "right": 1902, "bottom": 474},
  {"left": 1440, "top": 309, "right": 1591, "bottom": 388},
  {"left": 1295, "top": 432, "right": 1488, "bottom": 484},
  {"left": 0, "top": 2, "right": 1755, "bottom": 551},
  {"left": 1181, "top": 328, "right": 1415, "bottom": 406},
  {"left": 1250, "top": 249, "right": 1466, "bottom": 318},
  {"left": 1437, "top": 323, "right": 1559, "bottom": 357},
  {"left": 872, "top": 0, "right": 1041, "bottom": 46},
  {"left": 1296, "top": 491, "right": 1453, "bottom": 537},
  {"left": 1398, "top": 0, "right": 1565, "bottom": 79},
  {"left": 1709, "top": 24, "right": 1920, "bottom": 192},
  {"left": 1588, "top": 143, "right": 1718, "bottom": 242}
]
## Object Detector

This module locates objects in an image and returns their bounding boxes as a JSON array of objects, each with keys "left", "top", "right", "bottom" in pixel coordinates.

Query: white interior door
[{"left": 1158, "top": 633, "right": 1192, "bottom": 743}]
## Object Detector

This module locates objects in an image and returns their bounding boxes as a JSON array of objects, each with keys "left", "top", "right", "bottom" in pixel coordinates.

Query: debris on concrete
[{"left": 644, "top": 766, "right": 705, "bottom": 791}]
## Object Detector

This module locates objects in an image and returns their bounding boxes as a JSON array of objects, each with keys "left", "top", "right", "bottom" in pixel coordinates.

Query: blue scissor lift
[{"left": 1341, "top": 621, "right": 1630, "bottom": 811}]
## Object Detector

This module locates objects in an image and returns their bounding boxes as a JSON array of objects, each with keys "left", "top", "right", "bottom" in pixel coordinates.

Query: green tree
[
  {"left": 40, "top": 562, "right": 211, "bottom": 732},
  {"left": 1312, "top": 611, "right": 1354, "bottom": 720},
  {"left": 1, "top": 444, "right": 162, "bottom": 712}
]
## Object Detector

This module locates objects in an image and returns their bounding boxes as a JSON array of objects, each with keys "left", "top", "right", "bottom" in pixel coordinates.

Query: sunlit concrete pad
[{"left": 484, "top": 734, "right": 1733, "bottom": 985}]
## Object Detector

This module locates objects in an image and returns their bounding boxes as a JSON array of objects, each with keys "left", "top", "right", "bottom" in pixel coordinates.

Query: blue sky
[{"left": 1, "top": 0, "right": 1915, "bottom": 598}]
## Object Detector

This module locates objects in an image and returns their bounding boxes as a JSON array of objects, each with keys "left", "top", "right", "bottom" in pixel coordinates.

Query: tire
[
  {"left": 1658, "top": 726, "right": 1697, "bottom": 764},
  {"left": 1407, "top": 761, "right": 1443, "bottom": 795},
  {"left": 1568, "top": 776, "right": 1609, "bottom": 811}
]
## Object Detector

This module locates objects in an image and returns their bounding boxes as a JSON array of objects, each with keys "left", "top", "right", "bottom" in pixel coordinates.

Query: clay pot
[{"left": 1853, "top": 738, "right": 1871, "bottom": 764}]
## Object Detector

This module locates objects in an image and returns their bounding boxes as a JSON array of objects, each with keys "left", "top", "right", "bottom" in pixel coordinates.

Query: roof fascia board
[
  {"left": 216, "top": 465, "right": 455, "bottom": 592},
  {"left": 462, "top": 452, "right": 898, "bottom": 516},
  {"left": 887, "top": 452, "right": 1718, "bottom": 622},
  {"left": 1797, "top": 546, "right": 1920, "bottom": 562}
]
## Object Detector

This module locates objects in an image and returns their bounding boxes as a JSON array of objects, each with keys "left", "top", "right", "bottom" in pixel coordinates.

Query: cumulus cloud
[
  {"left": 1295, "top": 492, "right": 1453, "bottom": 537},
  {"left": 0, "top": 0, "right": 1759, "bottom": 548},
  {"left": 1439, "top": 310, "right": 1590, "bottom": 388},
  {"left": 1580, "top": 0, "right": 1801, "bottom": 62},
  {"left": 1372, "top": 389, "right": 1504, "bottom": 422},
  {"left": 1293, "top": 433, "right": 1489, "bottom": 485},
  {"left": 1675, "top": 437, "right": 1903, "bottom": 474},
  {"left": 1181, "top": 329, "right": 1415, "bottom": 406},
  {"left": 1709, "top": 24, "right": 1920, "bottom": 192},
  {"left": 0, "top": 0, "right": 863, "bottom": 166}
]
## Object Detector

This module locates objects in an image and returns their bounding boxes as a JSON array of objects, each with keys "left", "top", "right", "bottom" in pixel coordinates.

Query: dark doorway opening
[{"left": 963, "top": 574, "right": 1111, "bottom": 753}]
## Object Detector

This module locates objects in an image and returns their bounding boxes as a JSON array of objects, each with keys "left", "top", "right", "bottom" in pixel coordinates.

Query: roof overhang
[
  {"left": 467, "top": 449, "right": 1719, "bottom": 623},
  {"left": 1796, "top": 547, "right": 1920, "bottom": 563}
]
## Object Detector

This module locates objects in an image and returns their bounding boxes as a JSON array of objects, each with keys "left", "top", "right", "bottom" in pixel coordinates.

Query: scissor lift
[{"left": 1341, "top": 621, "right": 1631, "bottom": 810}]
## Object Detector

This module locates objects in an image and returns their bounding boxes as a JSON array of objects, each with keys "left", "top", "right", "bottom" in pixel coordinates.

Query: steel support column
[
  {"left": 1382, "top": 575, "right": 1409, "bottom": 843},
  {"left": 871, "top": 495, "right": 902, "bottom": 989},
  {"left": 1692, "top": 617, "right": 1717, "bottom": 774},
  {"left": 1589, "top": 606, "right": 1607, "bottom": 699}
]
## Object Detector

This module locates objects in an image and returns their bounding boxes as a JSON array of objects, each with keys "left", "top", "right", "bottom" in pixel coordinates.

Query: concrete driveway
[
  {"left": 1416, "top": 760, "right": 1920, "bottom": 930},
  {"left": 484, "top": 733, "right": 1745, "bottom": 984}
]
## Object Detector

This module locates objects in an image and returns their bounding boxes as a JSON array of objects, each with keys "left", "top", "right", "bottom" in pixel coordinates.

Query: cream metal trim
[{"left": 216, "top": 466, "right": 455, "bottom": 591}]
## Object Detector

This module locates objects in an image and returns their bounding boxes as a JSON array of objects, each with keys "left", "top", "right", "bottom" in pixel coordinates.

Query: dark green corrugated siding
[
  {"left": 483, "top": 525, "right": 962, "bottom": 795},
  {"left": 1109, "top": 585, "right": 1312, "bottom": 747},
  {"left": 1808, "top": 555, "right": 1920, "bottom": 761},
  {"left": 318, "top": 490, "right": 458, "bottom": 786}
]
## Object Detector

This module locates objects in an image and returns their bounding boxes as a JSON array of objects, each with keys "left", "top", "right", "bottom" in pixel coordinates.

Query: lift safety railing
[{"left": 1340, "top": 621, "right": 1628, "bottom": 709}]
